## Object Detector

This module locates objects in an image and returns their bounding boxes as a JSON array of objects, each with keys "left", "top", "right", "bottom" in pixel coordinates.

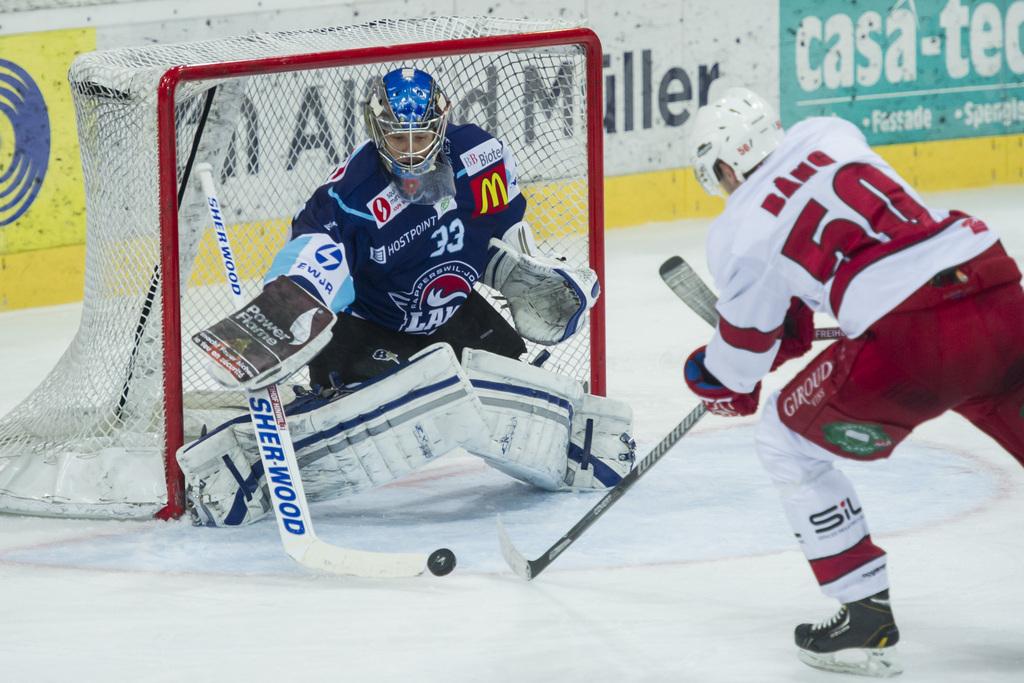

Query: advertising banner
[
  {"left": 592, "top": 0, "right": 776, "bottom": 175},
  {"left": 0, "top": 28, "right": 94, "bottom": 309},
  {"left": 0, "top": 28, "right": 93, "bottom": 253},
  {"left": 780, "top": 0, "right": 1024, "bottom": 144}
]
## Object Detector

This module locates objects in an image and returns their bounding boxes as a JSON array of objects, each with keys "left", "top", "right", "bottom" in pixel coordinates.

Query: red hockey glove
[
  {"left": 684, "top": 346, "right": 761, "bottom": 417},
  {"left": 770, "top": 298, "right": 814, "bottom": 371}
]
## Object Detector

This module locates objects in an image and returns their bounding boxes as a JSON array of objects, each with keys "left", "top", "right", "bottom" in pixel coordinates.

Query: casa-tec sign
[{"left": 780, "top": 0, "right": 1024, "bottom": 144}]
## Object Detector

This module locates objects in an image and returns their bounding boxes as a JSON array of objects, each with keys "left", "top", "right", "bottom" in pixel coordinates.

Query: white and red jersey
[{"left": 704, "top": 117, "right": 997, "bottom": 393}]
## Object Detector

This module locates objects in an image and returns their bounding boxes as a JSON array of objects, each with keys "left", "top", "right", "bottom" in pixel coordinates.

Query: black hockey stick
[
  {"left": 658, "top": 256, "right": 844, "bottom": 340},
  {"left": 498, "top": 402, "right": 707, "bottom": 580},
  {"left": 113, "top": 88, "right": 218, "bottom": 422}
]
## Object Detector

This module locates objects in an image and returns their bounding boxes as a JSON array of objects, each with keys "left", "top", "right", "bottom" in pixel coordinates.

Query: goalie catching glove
[
  {"left": 483, "top": 237, "right": 599, "bottom": 345},
  {"left": 191, "top": 276, "right": 336, "bottom": 390}
]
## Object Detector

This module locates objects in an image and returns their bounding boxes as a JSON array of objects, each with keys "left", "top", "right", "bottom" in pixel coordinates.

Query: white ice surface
[{"left": 1, "top": 186, "right": 1023, "bottom": 682}]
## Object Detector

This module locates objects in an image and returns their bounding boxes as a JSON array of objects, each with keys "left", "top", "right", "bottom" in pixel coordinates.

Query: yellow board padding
[
  {"left": 0, "top": 28, "right": 95, "bottom": 255},
  {"left": 187, "top": 219, "right": 291, "bottom": 289},
  {"left": 605, "top": 167, "right": 725, "bottom": 227},
  {"left": 522, "top": 182, "right": 589, "bottom": 241},
  {"left": 0, "top": 243, "right": 85, "bottom": 311},
  {"left": 879, "top": 134, "right": 1024, "bottom": 189}
]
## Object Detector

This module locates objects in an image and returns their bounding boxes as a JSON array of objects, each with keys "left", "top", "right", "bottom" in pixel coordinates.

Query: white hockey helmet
[{"left": 688, "top": 87, "right": 784, "bottom": 196}]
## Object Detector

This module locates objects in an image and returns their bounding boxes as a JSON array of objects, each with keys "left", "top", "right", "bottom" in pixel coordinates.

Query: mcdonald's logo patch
[{"left": 470, "top": 162, "right": 511, "bottom": 217}]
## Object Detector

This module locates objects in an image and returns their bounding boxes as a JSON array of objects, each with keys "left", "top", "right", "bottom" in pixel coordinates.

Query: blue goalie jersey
[{"left": 264, "top": 124, "right": 527, "bottom": 335}]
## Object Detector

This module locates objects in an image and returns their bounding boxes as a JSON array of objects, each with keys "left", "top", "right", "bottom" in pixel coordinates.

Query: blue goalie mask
[{"left": 365, "top": 67, "right": 451, "bottom": 181}]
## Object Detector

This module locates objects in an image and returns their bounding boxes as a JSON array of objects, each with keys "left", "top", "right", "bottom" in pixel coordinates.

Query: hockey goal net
[{"left": 0, "top": 17, "right": 605, "bottom": 520}]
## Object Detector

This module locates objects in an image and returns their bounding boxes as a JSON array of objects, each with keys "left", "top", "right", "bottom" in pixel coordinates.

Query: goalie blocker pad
[
  {"left": 483, "top": 238, "right": 600, "bottom": 345},
  {"left": 463, "top": 348, "right": 636, "bottom": 491},
  {"left": 176, "top": 343, "right": 491, "bottom": 526},
  {"left": 192, "top": 275, "right": 336, "bottom": 390}
]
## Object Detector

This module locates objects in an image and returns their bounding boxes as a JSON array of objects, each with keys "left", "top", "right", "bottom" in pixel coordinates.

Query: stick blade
[
  {"left": 658, "top": 255, "right": 684, "bottom": 278},
  {"left": 659, "top": 255, "right": 720, "bottom": 327},
  {"left": 497, "top": 517, "right": 534, "bottom": 580},
  {"left": 300, "top": 540, "right": 427, "bottom": 578}
]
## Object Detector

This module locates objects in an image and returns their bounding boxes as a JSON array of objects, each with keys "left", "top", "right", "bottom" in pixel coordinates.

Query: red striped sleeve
[
  {"left": 809, "top": 534, "right": 886, "bottom": 586},
  {"left": 718, "top": 315, "right": 783, "bottom": 354}
]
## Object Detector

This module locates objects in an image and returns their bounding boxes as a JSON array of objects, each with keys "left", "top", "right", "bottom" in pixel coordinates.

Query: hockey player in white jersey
[
  {"left": 683, "top": 87, "right": 1024, "bottom": 677},
  {"left": 176, "top": 67, "right": 635, "bottom": 530}
]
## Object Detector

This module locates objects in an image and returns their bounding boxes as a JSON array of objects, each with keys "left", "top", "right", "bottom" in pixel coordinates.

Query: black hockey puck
[{"left": 427, "top": 548, "right": 456, "bottom": 576}]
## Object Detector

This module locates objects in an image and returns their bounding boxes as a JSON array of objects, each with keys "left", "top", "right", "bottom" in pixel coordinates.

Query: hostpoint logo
[{"left": 0, "top": 59, "right": 50, "bottom": 226}]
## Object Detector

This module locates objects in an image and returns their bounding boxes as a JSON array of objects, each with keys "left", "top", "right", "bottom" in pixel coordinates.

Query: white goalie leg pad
[
  {"left": 463, "top": 348, "right": 581, "bottom": 490},
  {"left": 463, "top": 349, "right": 637, "bottom": 491},
  {"left": 176, "top": 421, "right": 272, "bottom": 526},
  {"left": 565, "top": 393, "right": 637, "bottom": 490},
  {"left": 177, "top": 343, "right": 491, "bottom": 526}
]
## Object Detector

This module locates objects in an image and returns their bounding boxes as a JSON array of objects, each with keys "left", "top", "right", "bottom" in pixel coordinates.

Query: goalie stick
[
  {"left": 498, "top": 402, "right": 707, "bottom": 580},
  {"left": 658, "top": 256, "right": 844, "bottom": 340},
  {"left": 196, "top": 163, "right": 442, "bottom": 579}
]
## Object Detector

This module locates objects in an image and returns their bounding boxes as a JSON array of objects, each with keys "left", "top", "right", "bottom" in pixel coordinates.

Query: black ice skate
[{"left": 794, "top": 590, "right": 902, "bottom": 678}]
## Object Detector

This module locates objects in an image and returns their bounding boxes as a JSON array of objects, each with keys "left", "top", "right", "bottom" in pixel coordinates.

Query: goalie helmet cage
[{"left": 0, "top": 17, "right": 605, "bottom": 521}]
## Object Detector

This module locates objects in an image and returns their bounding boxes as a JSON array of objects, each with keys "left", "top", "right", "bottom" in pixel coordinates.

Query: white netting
[{"left": 0, "top": 17, "right": 599, "bottom": 519}]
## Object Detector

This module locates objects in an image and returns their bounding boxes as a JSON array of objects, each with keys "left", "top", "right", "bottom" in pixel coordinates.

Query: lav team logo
[
  {"left": 389, "top": 261, "right": 478, "bottom": 334},
  {"left": 0, "top": 59, "right": 50, "bottom": 226}
]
